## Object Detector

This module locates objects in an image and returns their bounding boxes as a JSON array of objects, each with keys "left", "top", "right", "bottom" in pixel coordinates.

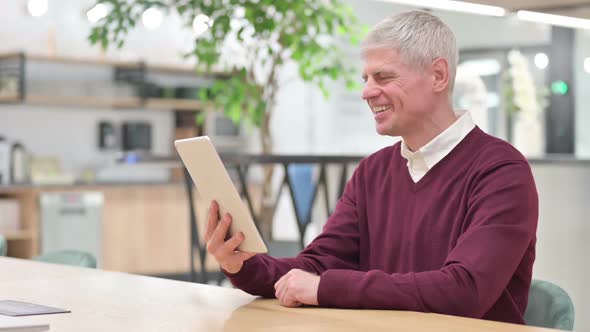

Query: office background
[{"left": 0, "top": 0, "right": 588, "bottom": 330}]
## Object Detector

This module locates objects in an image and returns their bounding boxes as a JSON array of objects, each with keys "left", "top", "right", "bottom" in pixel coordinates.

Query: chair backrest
[
  {"left": 0, "top": 234, "right": 6, "bottom": 256},
  {"left": 524, "top": 279, "right": 575, "bottom": 331},
  {"left": 288, "top": 164, "right": 316, "bottom": 225},
  {"left": 32, "top": 250, "right": 97, "bottom": 268}
]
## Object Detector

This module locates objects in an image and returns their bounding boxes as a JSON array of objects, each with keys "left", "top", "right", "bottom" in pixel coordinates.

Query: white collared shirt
[{"left": 400, "top": 110, "right": 476, "bottom": 182}]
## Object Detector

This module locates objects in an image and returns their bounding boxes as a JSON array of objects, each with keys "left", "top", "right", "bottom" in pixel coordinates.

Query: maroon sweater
[{"left": 227, "top": 127, "right": 538, "bottom": 324}]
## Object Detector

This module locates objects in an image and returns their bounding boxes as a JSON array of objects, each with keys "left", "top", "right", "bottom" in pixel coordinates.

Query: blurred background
[{"left": 0, "top": 0, "right": 588, "bottom": 330}]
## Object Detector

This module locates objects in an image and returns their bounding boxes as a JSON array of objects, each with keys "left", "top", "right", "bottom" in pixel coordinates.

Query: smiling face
[{"left": 361, "top": 47, "right": 435, "bottom": 138}]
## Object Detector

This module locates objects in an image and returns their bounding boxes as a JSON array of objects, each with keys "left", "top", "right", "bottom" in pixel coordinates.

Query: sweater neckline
[{"left": 400, "top": 126, "right": 481, "bottom": 192}]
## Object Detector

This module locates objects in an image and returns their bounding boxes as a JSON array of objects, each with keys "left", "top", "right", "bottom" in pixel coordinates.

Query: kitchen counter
[{"left": 0, "top": 182, "right": 209, "bottom": 276}]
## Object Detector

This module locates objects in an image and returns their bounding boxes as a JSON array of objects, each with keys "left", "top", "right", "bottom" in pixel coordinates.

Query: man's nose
[{"left": 362, "top": 83, "right": 380, "bottom": 100}]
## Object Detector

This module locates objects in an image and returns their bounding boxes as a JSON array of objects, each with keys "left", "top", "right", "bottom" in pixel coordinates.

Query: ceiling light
[
  {"left": 534, "top": 53, "right": 549, "bottom": 69},
  {"left": 584, "top": 57, "right": 590, "bottom": 74},
  {"left": 193, "top": 14, "right": 212, "bottom": 37},
  {"left": 87, "top": 3, "right": 108, "bottom": 24},
  {"left": 517, "top": 11, "right": 590, "bottom": 30},
  {"left": 142, "top": 7, "right": 163, "bottom": 30},
  {"left": 376, "top": 0, "right": 505, "bottom": 17},
  {"left": 27, "top": 0, "right": 48, "bottom": 17}
]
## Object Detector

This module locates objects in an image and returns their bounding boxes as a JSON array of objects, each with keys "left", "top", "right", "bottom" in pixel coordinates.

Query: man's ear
[{"left": 431, "top": 57, "right": 450, "bottom": 93}]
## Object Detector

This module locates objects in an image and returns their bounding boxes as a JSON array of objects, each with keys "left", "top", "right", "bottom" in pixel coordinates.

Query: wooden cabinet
[
  {"left": 0, "top": 184, "right": 220, "bottom": 275},
  {"left": 0, "top": 188, "right": 39, "bottom": 258},
  {"left": 101, "top": 185, "right": 191, "bottom": 274}
]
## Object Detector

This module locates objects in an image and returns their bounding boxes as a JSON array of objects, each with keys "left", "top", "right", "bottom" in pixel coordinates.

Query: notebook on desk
[
  {"left": 0, "top": 300, "right": 69, "bottom": 316},
  {"left": 0, "top": 316, "right": 48, "bottom": 332}
]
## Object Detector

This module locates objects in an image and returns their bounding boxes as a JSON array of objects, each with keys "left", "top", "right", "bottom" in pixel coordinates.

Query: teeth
[{"left": 372, "top": 105, "right": 392, "bottom": 114}]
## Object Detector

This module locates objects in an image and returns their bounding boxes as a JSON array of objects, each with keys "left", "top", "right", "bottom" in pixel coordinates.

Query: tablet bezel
[{"left": 174, "top": 136, "right": 268, "bottom": 253}]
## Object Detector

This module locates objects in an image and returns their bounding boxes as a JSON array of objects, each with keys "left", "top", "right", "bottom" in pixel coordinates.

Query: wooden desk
[{"left": 0, "top": 257, "right": 558, "bottom": 332}]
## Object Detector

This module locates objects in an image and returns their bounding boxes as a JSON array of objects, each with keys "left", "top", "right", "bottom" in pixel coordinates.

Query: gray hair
[{"left": 362, "top": 11, "right": 458, "bottom": 93}]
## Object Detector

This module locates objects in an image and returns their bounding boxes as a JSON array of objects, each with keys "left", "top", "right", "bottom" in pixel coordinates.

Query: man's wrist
[{"left": 221, "top": 264, "right": 242, "bottom": 275}]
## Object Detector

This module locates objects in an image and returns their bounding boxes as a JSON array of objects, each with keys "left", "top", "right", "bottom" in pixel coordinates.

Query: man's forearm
[
  {"left": 317, "top": 265, "right": 483, "bottom": 317},
  {"left": 225, "top": 254, "right": 320, "bottom": 297}
]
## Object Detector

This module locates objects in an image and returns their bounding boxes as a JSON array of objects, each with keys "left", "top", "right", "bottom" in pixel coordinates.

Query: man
[{"left": 205, "top": 10, "right": 538, "bottom": 324}]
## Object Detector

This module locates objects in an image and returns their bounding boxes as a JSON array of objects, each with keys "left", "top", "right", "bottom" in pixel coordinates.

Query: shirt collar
[{"left": 401, "top": 110, "right": 476, "bottom": 170}]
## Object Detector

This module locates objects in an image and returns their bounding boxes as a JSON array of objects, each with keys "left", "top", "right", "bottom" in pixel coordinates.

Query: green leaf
[
  {"left": 318, "top": 81, "right": 329, "bottom": 98},
  {"left": 195, "top": 112, "right": 207, "bottom": 125}
]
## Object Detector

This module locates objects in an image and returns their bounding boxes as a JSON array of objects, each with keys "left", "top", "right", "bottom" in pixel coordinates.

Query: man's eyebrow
[
  {"left": 362, "top": 70, "right": 383, "bottom": 80},
  {"left": 375, "top": 70, "right": 398, "bottom": 76},
  {"left": 363, "top": 70, "right": 398, "bottom": 80}
]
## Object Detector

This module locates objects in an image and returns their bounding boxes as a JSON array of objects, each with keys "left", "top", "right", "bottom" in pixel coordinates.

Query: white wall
[
  {"left": 0, "top": 0, "right": 197, "bottom": 64},
  {"left": 575, "top": 29, "right": 590, "bottom": 158},
  {"left": 0, "top": 106, "right": 173, "bottom": 182},
  {"left": 531, "top": 164, "right": 590, "bottom": 332}
]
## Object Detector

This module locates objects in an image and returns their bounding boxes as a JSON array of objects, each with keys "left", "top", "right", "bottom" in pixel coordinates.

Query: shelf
[
  {"left": 0, "top": 95, "right": 21, "bottom": 103},
  {"left": 0, "top": 52, "right": 229, "bottom": 111},
  {"left": 0, "top": 52, "right": 23, "bottom": 60},
  {"left": 8, "top": 95, "right": 202, "bottom": 112},
  {"left": 28, "top": 54, "right": 139, "bottom": 69},
  {"left": 145, "top": 98, "right": 203, "bottom": 111},
  {"left": 0, "top": 94, "right": 209, "bottom": 112},
  {"left": 26, "top": 95, "right": 143, "bottom": 109},
  {"left": 1, "top": 230, "right": 34, "bottom": 241},
  {"left": 15, "top": 53, "right": 230, "bottom": 77}
]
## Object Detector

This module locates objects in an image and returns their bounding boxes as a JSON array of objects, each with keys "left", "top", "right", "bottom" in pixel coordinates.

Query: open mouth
[{"left": 372, "top": 105, "right": 392, "bottom": 114}]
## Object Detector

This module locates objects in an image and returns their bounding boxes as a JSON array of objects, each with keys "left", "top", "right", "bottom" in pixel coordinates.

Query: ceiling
[{"left": 464, "top": 0, "right": 590, "bottom": 18}]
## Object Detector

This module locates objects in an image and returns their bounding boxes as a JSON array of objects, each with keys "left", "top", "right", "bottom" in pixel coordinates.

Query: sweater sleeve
[
  {"left": 225, "top": 166, "right": 362, "bottom": 298},
  {"left": 317, "top": 160, "right": 538, "bottom": 318}
]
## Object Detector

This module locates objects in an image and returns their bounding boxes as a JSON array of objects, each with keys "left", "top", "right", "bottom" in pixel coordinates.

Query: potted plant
[
  {"left": 89, "top": 0, "right": 364, "bottom": 239},
  {"left": 502, "top": 50, "right": 547, "bottom": 158}
]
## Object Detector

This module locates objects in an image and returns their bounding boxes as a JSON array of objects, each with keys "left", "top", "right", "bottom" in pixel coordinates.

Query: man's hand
[
  {"left": 205, "top": 201, "right": 256, "bottom": 274},
  {"left": 274, "top": 269, "right": 320, "bottom": 307}
]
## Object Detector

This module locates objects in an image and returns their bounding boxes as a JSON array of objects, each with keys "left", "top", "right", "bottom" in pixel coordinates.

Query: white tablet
[{"left": 174, "top": 136, "right": 268, "bottom": 253}]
